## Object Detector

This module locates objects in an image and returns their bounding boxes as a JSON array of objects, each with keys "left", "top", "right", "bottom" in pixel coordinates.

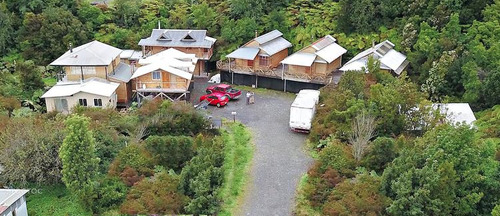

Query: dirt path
[{"left": 192, "top": 79, "right": 313, "bottom": 215}]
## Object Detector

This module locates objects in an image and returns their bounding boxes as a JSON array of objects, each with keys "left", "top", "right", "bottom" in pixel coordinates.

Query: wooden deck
[{"left": 216, "top": 60, "right": 341, "bottom": 85}]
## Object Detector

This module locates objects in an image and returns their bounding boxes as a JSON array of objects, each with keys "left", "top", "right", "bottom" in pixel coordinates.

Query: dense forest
[{"left": 2, "top": 0, "right": 500, "bottom": 215}]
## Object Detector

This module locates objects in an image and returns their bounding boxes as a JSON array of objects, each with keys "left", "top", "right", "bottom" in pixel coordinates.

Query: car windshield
[
  {"left": 220, "top": 96, "right": 228, "bottom": 100},
  {"left": 225, "top": 88, "right": 234, "bottom": 93}
]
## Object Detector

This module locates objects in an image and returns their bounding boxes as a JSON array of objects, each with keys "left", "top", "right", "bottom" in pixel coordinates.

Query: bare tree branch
[{"left": 349, "top": 112, "right": 376, "bottom": 161}]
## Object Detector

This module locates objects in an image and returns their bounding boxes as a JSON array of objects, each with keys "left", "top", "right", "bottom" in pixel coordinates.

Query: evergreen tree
[{"left": 59, "top": 115, "right": 100, "bottom": 207}]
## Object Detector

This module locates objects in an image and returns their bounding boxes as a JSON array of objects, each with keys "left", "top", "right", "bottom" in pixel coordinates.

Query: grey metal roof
[
  {"left": 109, "top": 62, "right": 133, "bottom": 82},
  {"left": 340, "top": 40, "right": 407, "bottom": 74},
  {"left": 255, "top": 30, "right": 283, "bottom": 44},
  {"left": 312, "top": 35, "right": 337, "bottom": 51},
  {"left": 0, "top": 189, "right": 29, "bottom": 212},
  {"left": 226, "top": 47, "right": 260, "bottom": 60},
  {"left": 260, "top": 37, "right": 292, "bottom": 56},
  {"left": 120, "top": 50, "right": 142, "bottom": 60},
  {"left": 316, "top": 43, "right": 347, "bottom": 63},
  {"left": 50, "top": 41, "right": 122, "bottom": 66},
  {"left": 41, "top": 78, "right": 119, "bottom": 98},
  {"left": 138, "top": 29, "right": 216, "bottom": 48},
  {"left": 281, "top": 52, "right": 316, "bottom": 67}
]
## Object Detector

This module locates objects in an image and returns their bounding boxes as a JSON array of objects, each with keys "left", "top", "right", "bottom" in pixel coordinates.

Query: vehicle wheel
[
  {"left": 206, "top": 90, "right": 212, "bottom": 94},
  {"left": 217, "top": 103, "right": 221, "bottom": 108}
]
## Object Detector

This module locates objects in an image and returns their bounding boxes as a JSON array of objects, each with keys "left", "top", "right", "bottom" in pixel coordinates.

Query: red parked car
[
  {"left": 199, "top": 93, "right": 230, "bottom": 108},
  {"left": 206, "top": 84, "right": 242, "bottom": 100}
]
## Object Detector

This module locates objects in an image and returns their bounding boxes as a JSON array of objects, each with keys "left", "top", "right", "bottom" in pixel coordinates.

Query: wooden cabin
[
  {"left": 340, "top": 40, "right": 409, "bottom": 75},
  {"left": 138, "top": 29, "right": 216, "bottom": 76},
  {"left": 281, "top": 35, "right": 347, "bottom": 77},
  {"left": 226, "top": 30, "right": 292, "bottom": 72},
  {"left": 131, "top": 48, "right": 198, "bottom": 102},
  {"left": 49, "top": 41, "right": 133, "bottom": 105}
]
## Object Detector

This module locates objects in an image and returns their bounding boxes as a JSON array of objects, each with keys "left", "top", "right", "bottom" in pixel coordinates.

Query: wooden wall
[
  {"left": 133, "top": 70, "right": 189, "bottom": 90},
  {"left": 64, "top": 56, "right": 121, "bottom": 81}
]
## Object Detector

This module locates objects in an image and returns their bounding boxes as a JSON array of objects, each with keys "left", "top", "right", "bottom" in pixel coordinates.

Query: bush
[
  {"left": 145, "top": 135, "right": 194, "bottom": 172},
  {"left": 108, "top": 144, "right": 155, "bottom": 179},
  {"left": 362, "top": 137, "right": 397, "bottom": 173},
  {"left": 92, "top": 176, "right": 128, "bottom": 213},
  {"left": 305, "top": 163, "right": 345, "bottom": 208},
  {"left": 318, "top": 138, "right": 356, "bottom": 175},
  {"left": 120, "top": 171, "right": 189, "bottom": 215}
]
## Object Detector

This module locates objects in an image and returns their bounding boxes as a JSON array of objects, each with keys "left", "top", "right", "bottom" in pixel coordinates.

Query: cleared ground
[{"left": 191, "top": 78, "right": 313, "bottom": 215}]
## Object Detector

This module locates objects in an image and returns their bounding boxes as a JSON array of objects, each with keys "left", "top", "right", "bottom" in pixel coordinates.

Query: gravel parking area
[{"left": 191, "top": 78, "right": 313, "bottom": 215}]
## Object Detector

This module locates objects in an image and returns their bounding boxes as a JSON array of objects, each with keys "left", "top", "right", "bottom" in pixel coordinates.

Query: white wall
[
  {"left": 45, "top": 92, "right": 117, "bottom": 114},
  {"left": 2, "top": 196, "right": 28, "bottom": 216}
]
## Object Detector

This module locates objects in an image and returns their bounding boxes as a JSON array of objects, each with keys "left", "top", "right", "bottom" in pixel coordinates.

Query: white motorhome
[{"left": 289, "top": 90, "right": 320, "bottom": 133}]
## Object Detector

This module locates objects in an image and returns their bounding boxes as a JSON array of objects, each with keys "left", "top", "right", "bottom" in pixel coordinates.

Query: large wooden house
[
  {"left": 131, "top": 48, "right": 198, "bottom": 102},
  {"left": 225, "top": 30, "right": 292, "bottom": 72},
  {"left": 340, "top": 40, "right": 409, "bottom": 75},
  {"left": 49, "top": 41, "right": 133, "bottom": 105},
  {"left": 138, "top": 29, "right": 216, "bottom": 76},
  {"left": 280, "top": 35, "right": 346, "bottom": 80}
]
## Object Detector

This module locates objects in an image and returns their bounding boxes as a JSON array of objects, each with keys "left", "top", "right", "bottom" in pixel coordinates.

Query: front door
[{"left": 162, "top": 71, "right": 170, "bottom": 88}]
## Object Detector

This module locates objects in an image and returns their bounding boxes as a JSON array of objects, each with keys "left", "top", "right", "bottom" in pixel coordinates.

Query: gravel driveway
[{"left": 191, "top": 78, "right": 313, "bottom": 215}]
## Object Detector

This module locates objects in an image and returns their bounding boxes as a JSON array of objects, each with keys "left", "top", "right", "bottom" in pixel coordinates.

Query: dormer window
[
  {"left": 158, "top": 33, "right": 172, "bottom": 41},
  {"left": 182, "top": 33, "right": 196, "bottom": 42}
]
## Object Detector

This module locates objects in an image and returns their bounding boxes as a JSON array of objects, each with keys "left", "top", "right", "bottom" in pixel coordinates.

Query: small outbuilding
[{"left": 0, "top": 189, "right": 30, "bottom": 216}]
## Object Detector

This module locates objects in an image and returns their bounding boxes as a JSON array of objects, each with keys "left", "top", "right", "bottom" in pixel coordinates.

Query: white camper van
[{"left": 289, "top": 90, "right": 320, "bottom": 133}]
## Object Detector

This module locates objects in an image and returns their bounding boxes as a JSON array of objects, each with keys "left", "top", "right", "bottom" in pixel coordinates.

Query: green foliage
[
  {"left": 16, "top": 60, "right": 45, "bottom": 97},
  {"left": 93, "top": 176, "right": 128, "bottom": 213},
  {"left": 318, "top": 138, "right": 356, "bottom": 174},
  {"left": 26, "top": 184, "right": 92, "bottom": 216},
  {"left": 0, "top": 117, "right": 64, "bottom": 184},
  {"left": 145, "top": 135, "right": 194, "bottom": 171},
  {"left": 120, "top": 171, "right": 189, "bottom": 214},
  {"left": 381, "top": 125, "right": 500, "bottom": 215},
  {"left": 108, "top": 144, "right": 155, "bottom": 178},
  {"left": 322, "top": 173, "right": 390, "bottom": 215},
  {"left": 59, "top": 115, "right": 100, "bottom": 207},
  {"left": 475, "top": 105, "right": 500, "bottom": 138},
  {"left": 362, "top": 137, "right": 397, "bottom": 173}
]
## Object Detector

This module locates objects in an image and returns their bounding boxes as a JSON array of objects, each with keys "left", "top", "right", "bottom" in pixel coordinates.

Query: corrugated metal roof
[
  {"left": 120, "top": 50, "right": 142, "bottom": 60},
  {"left": 41, "top": 78, "right": 119, "bottom": 98},
  {"left": 260, "top": 37, "right": 292, "bottom": 56},
  {"left": 255, "top": 30, "right": 283, "bottom": 44},
  {"left": 131, "top": 63, "right": 193, "bottom": 80},
  {"left": 0, "top": 189, "right": 29, "bottom": 211},
  {"left": 138, "top": 48, "right": 197, "bottom": 72},
  {"left": 312, "top": 35, "right": 337, "bottom": 51},
  {"left": 434, "top": 103, "right": 476, "bottom": 126},
  {"left": 280, "top": 52, "right": 316, "bottom": 67},
  {"left": 108, "top": 62, "right": 133, "bottom": 82},
  {"left": 138, "top": 29, "right": 216, "bottom": 48},
  {"left": 316, "top": 43, "right": 347, "bottom": 63},
  {"left": 50, "top": 41, "right": 122, "bottom": 66},
  {"left": 340, "top": 40, "right": 407, "bottom": 74},
  {"left": 226, "top": 47, "right": 260, "bottom": 60}
]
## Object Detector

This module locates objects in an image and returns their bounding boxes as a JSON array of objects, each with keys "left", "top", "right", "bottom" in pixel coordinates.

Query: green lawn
[
  {"left": 26, "top": 184, "right": 92, "bottom": 216},
  {"left": 218, "top": 122, "right": 254, "bottom": 216},
  {"left": 42, "top": 77, "right": 57, "bottom": 87}
]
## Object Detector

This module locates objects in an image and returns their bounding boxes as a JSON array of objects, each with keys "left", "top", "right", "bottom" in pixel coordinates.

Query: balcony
[
  {"left": 135, "top": 81, "right": 189, "bottom": 93},
  {"left": 216, "top": 60, "right": 338, "bottom": 84}
]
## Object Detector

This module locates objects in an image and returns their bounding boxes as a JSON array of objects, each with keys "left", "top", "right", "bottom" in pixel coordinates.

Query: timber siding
[
  {"left": 133, "top": 70, "right": 190, "bottom": 90},
  {"left": 64, "top": 56, "right": 121, "bottom": 81}
]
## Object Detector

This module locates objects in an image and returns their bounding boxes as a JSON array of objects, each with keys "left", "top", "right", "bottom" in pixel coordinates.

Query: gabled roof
[
  {"left": 340, "top": 40, "right": 408, "bottom": 75},
  {"left": 226, "top": 30, "right": 292, "bottom": 59},
  {"left": 50, "top": 41, "right": 122, "bottom": 66},
  {"left": 226, "top": 47, "right": 260, "bottom": 60},
  {"left": 41, "top": 78, "right": 120, "bottom": 98},
  {"left": 120, "top": 50, "right": 143, "bottom": 60},
  {"left": 108, "top": 62, "right": 133, "bottom": 82},
  {"left": 131, "top": 63, "right": 193, "bottom": 80},
  {"left": 255, "top": 30, "right": 283, "bottom": 44},
  {"left": 137, "top": 48, "right": 198, "bottom": 73},
  {"left": 433, "top": 103, "right": 476, "bottom": 126},
  {"left": 281, "top": 35, "right": 347, "bottom": 66},
  {"left": 138, "top": 29, "right": 216, "bottom": 48}
]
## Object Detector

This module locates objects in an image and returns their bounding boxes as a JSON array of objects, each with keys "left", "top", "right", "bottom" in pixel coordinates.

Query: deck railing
[
  {"left": 136, "top": 81, "right": 188, "bottom": 90},
  {"left": 216, "top": 60, "right": 334, "bottom": 84}
]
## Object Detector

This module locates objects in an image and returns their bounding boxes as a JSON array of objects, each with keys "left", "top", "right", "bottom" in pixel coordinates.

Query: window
[
  {"left": 94, "top": 99, "right": 102, "bottom": 107},
  {"left": 305, "top": 67, "right": 311, "bottom": 74},
  {"left": 79, "top": 99, "right": 87, "bottom": 106},
  {"left": 247, "top": 60, "right": 254, "bottom": 67},
  {"left": 259, "top": 56, "right": 269, "bottom": 66},
  {"left": 70, "top": 67, "right": 96, "bottom": 75},
  {"left": 152, "top": 70, "right": 161, "bottom": 80}
]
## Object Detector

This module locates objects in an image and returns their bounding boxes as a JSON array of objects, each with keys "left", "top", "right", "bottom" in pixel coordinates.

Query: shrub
[
  {"left": 108, "top": 144, "right": 155, "bottom": 178},
  {"left": 318, "top": 138, "right": 356, "bottom": 175},
  {"left": 145, "top": 135, "right": 194, "bottom": 171},
  {"left": 362, "top": 137, "right": 397, "bottom": 173},
  {"left": 120, "top": 171, "right": 189, "bottom": 214},
  {"left": 92, "top": 176, "right": 128, "bottom": 213}
]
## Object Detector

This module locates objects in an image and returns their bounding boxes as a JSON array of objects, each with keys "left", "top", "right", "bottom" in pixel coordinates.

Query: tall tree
[
  {"left": 16, "top": 60, "right": 44, "bottom": 97},
  {"left": 59, "top": 115, "right": 100, "bottom": 207}
]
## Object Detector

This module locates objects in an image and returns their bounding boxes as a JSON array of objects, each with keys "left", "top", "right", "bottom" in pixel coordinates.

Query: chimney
[
  {"left": 69, "top": 43, "right": 73, "bottom": 53},
  {"left": 372, "top": 40, "right": 375, "bottom": 48},
  {"left": 255, "top": 30, "right": 258, "bottom": 38},
  {"left": 158, "top": 20, "right": 161, "bottom": 29}
]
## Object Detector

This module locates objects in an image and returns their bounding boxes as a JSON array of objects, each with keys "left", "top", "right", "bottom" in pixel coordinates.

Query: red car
[
  {"left": 199, "top": 93, "right": 230, "bottom": 108},
  {"left": 206, "top": 84, "right": 242, "bottom": 100}
]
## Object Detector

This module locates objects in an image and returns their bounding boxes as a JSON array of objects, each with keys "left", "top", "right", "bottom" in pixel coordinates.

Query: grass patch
[
  {"left": 218, "top": 122, "right": 254, "bottom": 216},
  {"left": 26, "top": 184, "right": 92, "bottom": 216},
  {"left": 42, "top": 77, "right": 57, "bottom": 87},
  {"left": 294, "top": 174, "right": 321, "bottom": 216}
]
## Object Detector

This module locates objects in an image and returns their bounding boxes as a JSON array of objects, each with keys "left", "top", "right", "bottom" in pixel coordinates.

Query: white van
[{"left": 289, "top": 89, "right": 320, "bottom": 133}]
